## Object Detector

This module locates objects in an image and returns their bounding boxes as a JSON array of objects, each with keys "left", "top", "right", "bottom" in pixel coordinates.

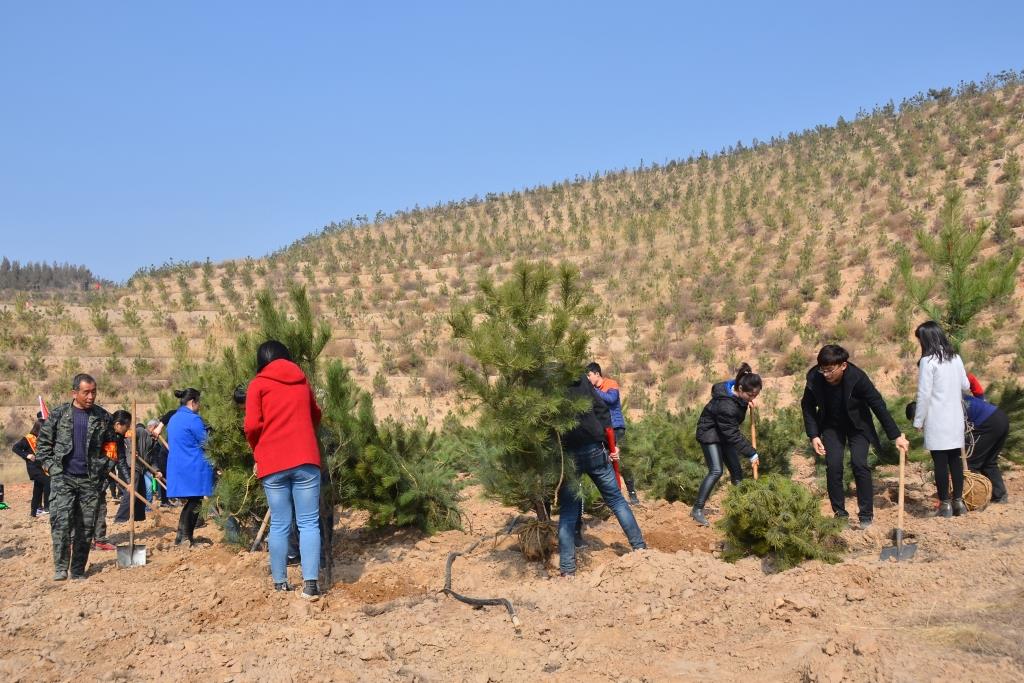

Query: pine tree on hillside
[
  {"left": 449, "top": 260, "right": 594, "bottom": 522},
  {"left": 900, "top": 189, "right": 1022, "bottom": 347},
  {"left": 162, "top": 286, "right": 462, "bottom": 564}
]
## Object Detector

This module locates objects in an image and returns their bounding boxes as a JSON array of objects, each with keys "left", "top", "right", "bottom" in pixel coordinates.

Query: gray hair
[{"left": 146, "top": 419, "right": 160, "bottom": 429}]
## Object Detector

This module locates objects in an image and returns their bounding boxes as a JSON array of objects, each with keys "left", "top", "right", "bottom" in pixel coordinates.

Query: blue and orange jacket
[{"left": 593, "top": 377, "right": 626, "bottom": 429}]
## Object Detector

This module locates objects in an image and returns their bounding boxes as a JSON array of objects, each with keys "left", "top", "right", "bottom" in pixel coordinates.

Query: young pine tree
[
  {"left": 449, "top": 260, "right": 594, "bottom": 522},
  {"left": 900, "top": 189, "right": 1022, "bottom": 348}
]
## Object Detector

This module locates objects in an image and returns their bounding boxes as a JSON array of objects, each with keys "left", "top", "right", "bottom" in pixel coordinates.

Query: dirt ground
[{"left": 1, "top": 455, "right": 1022, "bottom": 683}]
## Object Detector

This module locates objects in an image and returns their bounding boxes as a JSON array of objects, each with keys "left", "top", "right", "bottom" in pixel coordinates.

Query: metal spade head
[
  {"left": 116, "top": 543, "right": 147, "bottom": 567},
  {"left": 880, "top": 528, "right": 917, "bottom": 561}
]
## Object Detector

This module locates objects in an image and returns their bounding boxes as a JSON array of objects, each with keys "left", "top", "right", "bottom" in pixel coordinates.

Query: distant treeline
[{"left": 0, "top": 257, "right": 109, "bottom": 291}]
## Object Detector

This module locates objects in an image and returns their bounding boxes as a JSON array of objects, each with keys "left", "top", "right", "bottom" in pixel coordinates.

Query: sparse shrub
[
  {"left": 718, "top": 475, "right": 845, "bottom": 570},
  {"left": 372, "top": 369, "right": 390, "bottom": 397},
  {"left": 780, "top": 348, "right": 808, "bottom": 376},
  {"left": 105, "top": 356, "right": 125, "bottom": 375},
  {"left": 89, "top": 308, "right": 111, "bottom": 334}
]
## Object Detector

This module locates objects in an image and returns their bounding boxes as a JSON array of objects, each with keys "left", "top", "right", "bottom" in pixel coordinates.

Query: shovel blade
[
  {"left": 116, "top": 544, "right": 147, "bottom": 567},
  {"left": 880, "top": 542, "right": 918, "bottom": 561}
]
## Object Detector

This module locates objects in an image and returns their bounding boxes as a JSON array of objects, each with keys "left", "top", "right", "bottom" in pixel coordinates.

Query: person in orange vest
[
  {"left": 12, "top": 412, "right": 51, "bottom": 517},
  {"left": 586, "top": 363, "right": 639, "bottom": 505}
]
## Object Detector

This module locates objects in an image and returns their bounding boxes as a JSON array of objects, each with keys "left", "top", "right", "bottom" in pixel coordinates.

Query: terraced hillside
[{"left": 2, "top": 76, "right": 1023, "bottom": 446}]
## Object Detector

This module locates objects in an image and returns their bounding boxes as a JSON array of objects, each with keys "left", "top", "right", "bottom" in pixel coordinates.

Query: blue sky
[{"left": 1, "top": 1, "right": 1021, "bottom": 282}]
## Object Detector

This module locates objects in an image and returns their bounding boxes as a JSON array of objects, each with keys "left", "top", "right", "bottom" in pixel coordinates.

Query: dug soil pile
[{"left": 1, "top": 457, "right": 1022, "bottom": 682}]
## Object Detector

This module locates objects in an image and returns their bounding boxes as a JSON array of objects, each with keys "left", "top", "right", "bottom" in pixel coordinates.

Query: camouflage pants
[
  {"left": 49, "top": 474, "right": 101, "bottom": 575},
  {"left": 93, "top": 482, "right": 109, "bottom": 541}
]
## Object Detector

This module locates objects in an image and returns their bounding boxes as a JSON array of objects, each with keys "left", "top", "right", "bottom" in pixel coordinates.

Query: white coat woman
[{"left": 912, "top": 321, "right": 970, "bottom": 517}]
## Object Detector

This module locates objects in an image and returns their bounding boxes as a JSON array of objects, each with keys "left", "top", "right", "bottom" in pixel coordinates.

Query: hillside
[{"left": 2, "top": 75, "right": 1023, "bottom": 449}]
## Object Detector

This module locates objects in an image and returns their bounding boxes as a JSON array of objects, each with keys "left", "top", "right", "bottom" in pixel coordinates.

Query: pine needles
[{"left": 718, "top": 475, "right": 846, "bottom": 570}]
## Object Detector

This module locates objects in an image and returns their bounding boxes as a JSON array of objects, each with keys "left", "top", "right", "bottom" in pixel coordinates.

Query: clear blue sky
[{"left": 2, "top": 1, "right": 1021, "bottom": 282}]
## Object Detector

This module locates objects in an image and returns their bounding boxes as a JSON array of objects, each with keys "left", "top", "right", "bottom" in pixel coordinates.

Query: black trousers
[
  {"left": 177, "top": 497, "right": 203, "bottom": 543},
  {"left": 695, "top": 442, "right": 743, "bottom": 508},
  {"left": 821, "top": 428, "right": 873, "bottom": 520},
  {"left": 967, "top": 409, "right": 1008, "bottom": 501},
  {"left": 26, "top": 460, "right": 50, "bottom": 512},
  {"left": 931, "top": 448, "right": 963, "bottom": 501}
]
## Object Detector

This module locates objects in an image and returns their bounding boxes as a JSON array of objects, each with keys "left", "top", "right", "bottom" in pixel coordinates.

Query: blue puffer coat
[{"left": 166, "top": 406, "right": 214, "bottom": 497}]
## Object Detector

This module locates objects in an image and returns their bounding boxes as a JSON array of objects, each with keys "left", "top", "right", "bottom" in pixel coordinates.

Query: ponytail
[
  {"left": 173, "top": 387, "right": 201, "bottom": 406},
  {"left": 734, "top": 362, "right": 763, "bottom": 394}
]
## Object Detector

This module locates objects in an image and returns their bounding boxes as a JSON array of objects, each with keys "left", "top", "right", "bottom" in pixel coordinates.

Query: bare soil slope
[{"left": 2, "top": 460, "right": 1022, "bottom": 682}]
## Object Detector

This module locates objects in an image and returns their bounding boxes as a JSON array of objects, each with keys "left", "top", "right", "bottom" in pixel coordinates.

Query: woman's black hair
[
  {"left": 110, "top": 409, "right": 132, "bottom": 426},
  {"left": 734, "top": 362, "right": 763, "bottom": 393},
  {"left": 173, "top": 387, "right": 202, "bottom": 405},
  {"left": 915, "top": 320, "right": 955, "bottom": 362},
  {"left": 30, "top": 418, "right": 44, "bottom": 437},
  {"left": 257, "top": 340, "right": 292, "bottom": 373}
]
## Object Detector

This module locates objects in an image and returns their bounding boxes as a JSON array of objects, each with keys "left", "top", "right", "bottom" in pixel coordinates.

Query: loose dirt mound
[{"left": 1, "top": 470, "right": 1023, "bottom": 682}]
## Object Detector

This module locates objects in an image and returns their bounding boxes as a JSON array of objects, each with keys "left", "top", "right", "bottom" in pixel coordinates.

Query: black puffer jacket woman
[{"left": 692, "top": 363, "right": 762, "bottom": 526}]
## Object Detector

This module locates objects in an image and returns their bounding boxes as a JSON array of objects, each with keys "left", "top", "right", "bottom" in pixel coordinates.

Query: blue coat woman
[
  {"left": 166, "top": 404, "right": 213, "bottom": 497},
  {"left": 165, "top": 388, "right": 213, "bottom": 546}
]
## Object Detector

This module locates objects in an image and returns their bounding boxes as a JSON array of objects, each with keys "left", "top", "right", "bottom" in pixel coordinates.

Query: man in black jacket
[
  {"left": 801, "top": 345, "right": 909, "bottom": 529},
  {"left": 557, "top": 374, "right": 646, "bottom": 577}
]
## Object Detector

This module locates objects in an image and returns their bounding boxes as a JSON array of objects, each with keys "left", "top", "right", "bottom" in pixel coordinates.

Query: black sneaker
[
  {"left": 951, "top": 498, "right": 967, "bottom": 516},
  {"left": 691, "top": 506, "right": 709, "bottom": 527},
  {"left": 286, "top": 555, "right": 300, "bottom": 566},
  {"left": 573, "top": 534, "right": 586, "bottom": 548},
  {"left": 300, "top": 580, "right": 320, "bottom": 601},
  {"left": 70, "top": 573, "right": 86, "bottom": 581},
  {"left": 993, "top": 493, "right": 1009, "bottom": 504},
  {"left": 859, "top": 518, "right": 873, "bottom": 530},
  {"left": 274, "top": 582, "right": 293, "bottom": 592},
  {"left": 628, "top": 491, "right": 640, "bottom": 506}
]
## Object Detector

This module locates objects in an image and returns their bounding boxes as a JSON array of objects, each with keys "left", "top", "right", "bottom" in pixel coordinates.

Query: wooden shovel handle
[
  {"left": 250, "top": 508, "right": 272, "bottom": 552},
  {"left": 108, "top": 471, "right": 150, "bottom": 509},
  {"left": 750, "top": 405, "right": 759, "bottom": 480}
]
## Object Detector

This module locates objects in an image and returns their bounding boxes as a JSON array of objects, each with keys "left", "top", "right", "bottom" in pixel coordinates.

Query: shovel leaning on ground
[
  {"left": 117, "top": 400, "right": 146, "bottom": 568},
  {"left": 880, "top": 446, "right": 917, "bottom": 561}
]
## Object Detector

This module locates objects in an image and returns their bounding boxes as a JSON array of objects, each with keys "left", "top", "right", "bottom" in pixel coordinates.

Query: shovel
[
  {"left": 880, "top": 446, "right": 917, "bottom": 561},
  {"left": 117, "top": 400, "right": 146, "bottom": 568},
  {"left": 749, "top": 405, "right": 759, "bottom": 480}
]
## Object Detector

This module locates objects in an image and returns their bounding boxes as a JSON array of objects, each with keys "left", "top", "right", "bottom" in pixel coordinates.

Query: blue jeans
[
  {"left": 262, "top": 464, "right": 321, "bottom": 583},
  {"left": 558, "top": 442, "right": 646, "bottom": 575}
]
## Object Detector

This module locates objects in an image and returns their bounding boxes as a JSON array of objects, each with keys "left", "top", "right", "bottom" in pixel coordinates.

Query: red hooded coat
[{"left": 244, "top": 359, "right": 322, "bottom": 478}]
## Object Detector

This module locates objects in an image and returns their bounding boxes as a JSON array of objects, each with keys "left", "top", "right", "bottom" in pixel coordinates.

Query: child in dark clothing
[{"left": 11, "top": 414, "right": 50, "bottom": 516}]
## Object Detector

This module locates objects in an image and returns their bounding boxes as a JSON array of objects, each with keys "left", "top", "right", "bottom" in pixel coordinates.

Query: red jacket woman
[{"left": 244, "top": 355, "right": 322, "bottom": 478}]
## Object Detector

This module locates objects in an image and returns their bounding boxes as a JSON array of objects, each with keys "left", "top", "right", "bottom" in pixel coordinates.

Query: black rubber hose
[{"left": 441, "top": 542, "right": 522, "bottom": 630}]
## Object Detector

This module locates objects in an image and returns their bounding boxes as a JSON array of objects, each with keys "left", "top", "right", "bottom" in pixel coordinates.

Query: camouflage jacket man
[{"left": 36, "top": 402, "right": 114, "bottom": 479}]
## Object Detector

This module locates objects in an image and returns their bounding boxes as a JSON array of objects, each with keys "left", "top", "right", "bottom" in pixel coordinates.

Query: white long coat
[{"left": 913, "top": 354, "right": 969, "bottom": 451}]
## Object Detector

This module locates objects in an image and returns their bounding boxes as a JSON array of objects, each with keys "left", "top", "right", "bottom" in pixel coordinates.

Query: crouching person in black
[{"left": 692, "top": 363, "right": 762, "bottom": 527}]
